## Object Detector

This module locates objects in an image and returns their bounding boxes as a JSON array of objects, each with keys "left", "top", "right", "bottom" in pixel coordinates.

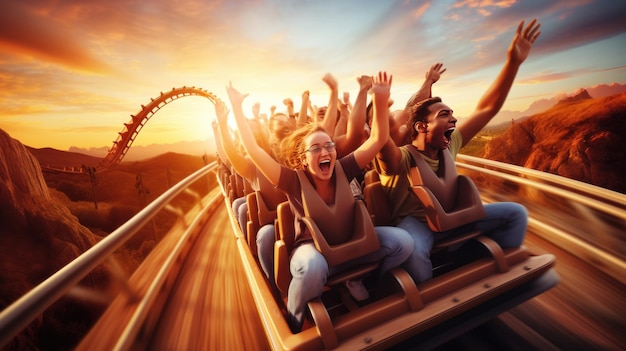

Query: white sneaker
[{"left": 345, "top": 280, "right": 369, "bottom": 301}]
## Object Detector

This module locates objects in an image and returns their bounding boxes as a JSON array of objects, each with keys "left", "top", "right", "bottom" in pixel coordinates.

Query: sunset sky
[{"left": 1, "top": 0, "right": 625, "bottom": 151}]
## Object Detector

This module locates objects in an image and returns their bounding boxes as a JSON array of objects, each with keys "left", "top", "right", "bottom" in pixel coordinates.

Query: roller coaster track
[
  {"left": 1, "top": 157, "right": 624, "bottom": 350},
  {"left": 96, "top": 86, "right": 222, "bottom": 170}
]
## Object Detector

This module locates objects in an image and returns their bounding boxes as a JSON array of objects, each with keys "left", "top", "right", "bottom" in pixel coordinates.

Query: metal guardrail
[
  {"left": 457, "top": 154, "right": 625, "bottom": 206},
  {"left": 457, "top": 155, "right": 626, "bottom": 221},
  {"left": 2, "top": 155, "right": 623, "bottom": 348},
  {"left": 0, "top": 162, "right": 219, "bottom": 348},
  {"left": 456, "top": 154, "right": 626, "bottom": 284}
]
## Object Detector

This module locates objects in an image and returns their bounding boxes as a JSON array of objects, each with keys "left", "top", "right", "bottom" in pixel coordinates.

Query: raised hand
[
  {"left": 508, "top": 19, "right": 541, "bottom": 64},
  {"left": 226, "top": 81, "right": 249, "bottom": 108},
  {"left": 357, "top": 75, "right": 373, "bottom": 92},
  {"left": 425, "top": 63, "right": 446, "bottom": 84},
  {"left": 214, "top": 99, "right": 230, "bottom": 124},
  {"left": 371, "top": 71, "right": 392, "bottom": 99},
  {"left": 322, "top": 73, "right": 338, "bottom": 90},
  {"left": 252, "top": 102, "right": 260, "bottom": 118}
]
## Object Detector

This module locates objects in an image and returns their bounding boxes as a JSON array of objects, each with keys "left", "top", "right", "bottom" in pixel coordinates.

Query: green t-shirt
[{"left": 374, "top": 129, "right": 463, "bottom": 224}]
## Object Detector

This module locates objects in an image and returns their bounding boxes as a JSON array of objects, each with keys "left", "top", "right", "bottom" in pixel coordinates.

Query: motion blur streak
[
  {"left": 16, "top": 157, "right": 622, "bottom": 350},
  {"left": 144, "top": 157, "right": 626, "bottom": 349},
  {"left": 148, "top": 207, "right": 270, "bottom": 350}
]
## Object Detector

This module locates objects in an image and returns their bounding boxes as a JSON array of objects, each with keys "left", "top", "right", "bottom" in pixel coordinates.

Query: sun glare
[{"left": 132, "top": 96, "right": 216, "bottom": 146}]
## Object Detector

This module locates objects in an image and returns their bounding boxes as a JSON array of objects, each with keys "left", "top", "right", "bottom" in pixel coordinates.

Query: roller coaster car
[
  {"left": 245, "top": 172, "right": 287, "bottom": 255},
  {"left": 219, "top": 151, "right": 558, "bottom": 350}
]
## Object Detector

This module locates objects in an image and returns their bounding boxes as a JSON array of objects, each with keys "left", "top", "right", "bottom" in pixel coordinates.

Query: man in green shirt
[{"left": 375, "top": 19, "right": 541, "bottom": 284}]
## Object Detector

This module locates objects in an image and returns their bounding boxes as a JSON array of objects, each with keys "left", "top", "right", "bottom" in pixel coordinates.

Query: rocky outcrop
[
  {"left": 484, "top": 92, "right": 626, "bottom": 193},
  {"left": 555, "top": 88, "right": 592, "bottom": 106},
  {"left": 0, "top": 129, "right": 102, "bottom": 349}
]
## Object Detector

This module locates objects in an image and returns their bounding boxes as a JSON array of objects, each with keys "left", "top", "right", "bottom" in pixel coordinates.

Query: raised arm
[
  {"left": 334, "top": 100, "right": 349, "bottom": 138},
  {"left": 296, "top": 90, "right": 310, "bottom": 128},
  {"left": 226, "top": 81, "right": 282, "bottom": 185},
  {"left": 335, "top": 75, "right": 373, "bottom": 157},
  {"left": 405, "top": 62, "right": 446, "bottom": 107},
  {"left": 283, "top": 97, "right": 295, "bottom": 118},
  {"left": 333, "top": 91, "right": 353, "bottom": 137},
  {"left": 252, "top": 101, "right": 260, "bottom": 120},
  {"left": 211, "top": 120, "right": 231, "bottom": 169},
  {"left": 213, "top": 99, "right": 255, "bottom": 181},
  {"left": 319, "top": 73, "right": 339, "bottom": 136},
  {"left": 458, "top": 19, "right": 541, "bottom": 146},
  {"left": 343, "top": 91, "right": 353, "bottom": 112},
  {"left": 353, "top": 72, "right": 392, "bottom": 169}
]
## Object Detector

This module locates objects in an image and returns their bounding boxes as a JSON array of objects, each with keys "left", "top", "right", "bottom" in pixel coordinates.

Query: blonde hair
[{"left": 279, "top": 124, "right": 327, "bottom": 170}]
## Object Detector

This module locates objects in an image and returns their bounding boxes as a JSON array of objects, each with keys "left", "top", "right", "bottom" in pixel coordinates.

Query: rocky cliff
[
  {"left": 483, "top": 91, "right": 626, "bottom": 193},
  {"left": 0, "top": 128, "right": 103, "bottom": 349}
]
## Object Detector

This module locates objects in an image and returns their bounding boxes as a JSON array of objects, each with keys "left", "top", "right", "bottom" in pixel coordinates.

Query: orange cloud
[
  {"left": 452, "top": 0, "right": 517, "bottom": 10},
  {"left": 517, "top": 71, "right": 576, "bottom": 85},
  {"left": 0, "top": 2, "right": 111, "bottom": 74},
  {"left": 411, "top": 2, "right": 431, "bottom": 20}
]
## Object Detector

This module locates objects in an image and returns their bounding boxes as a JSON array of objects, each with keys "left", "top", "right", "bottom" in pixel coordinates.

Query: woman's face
[{"left": 303, "top": 130, "right": 336, "bottom": 181}]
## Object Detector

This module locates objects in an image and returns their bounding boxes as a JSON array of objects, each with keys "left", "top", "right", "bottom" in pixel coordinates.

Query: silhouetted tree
[
  {"left": 82, "top": 165, "right": 98, "bottom": 209},
  {"left": 135, "top": 171, "right": 150, "bottom": 206}
]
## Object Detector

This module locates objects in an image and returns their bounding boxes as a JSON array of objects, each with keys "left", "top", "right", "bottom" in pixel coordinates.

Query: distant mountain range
[
  {"left": 487, "top": 83, "right": 626, "bottom": 127},
  {"left": 67, "top": 138, "right": 217, "bottom": 162}
]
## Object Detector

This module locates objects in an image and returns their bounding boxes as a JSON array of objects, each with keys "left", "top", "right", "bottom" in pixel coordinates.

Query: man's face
[
  {"left": 423, "top": 102, "right": 457, "bottom": 150},
  {"left": 316, "top": 106, "right": 327, "bottom": 123},
  {"left": 270, "top": 114, "right": 291, "bottom": 141}
]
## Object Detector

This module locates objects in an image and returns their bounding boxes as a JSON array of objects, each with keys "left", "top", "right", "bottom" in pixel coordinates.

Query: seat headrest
[
  {"left": 296, "top": 162, "right": 356, "bottom": 245},
  {"left": 406, "top": 146, "right": 458, "bottom": 212}
]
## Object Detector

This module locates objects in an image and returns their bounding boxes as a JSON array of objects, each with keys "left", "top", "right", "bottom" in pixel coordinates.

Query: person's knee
[
  {"left": 238, "top": 203, "right": 248, "bottom": 218},
  {"left": 505, "top": 202, "right": 528, "bottom": 232},
  {"left": 232, "top": 197, "right": 245, "bottom": 213},
  {"left": 513, "top": 203, "right": 528, "bottom": 221},
  {"left": 257, "top": 225, "right": 275, "bottom": 247},
  {"left": 293, "top": 254, "right": 328, "bottom": 280},
  {"left": 391, "top": 228, "right": 414, "bottom": 259}
]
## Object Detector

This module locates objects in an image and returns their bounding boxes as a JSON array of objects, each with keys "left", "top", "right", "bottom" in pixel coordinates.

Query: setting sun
[{"left": 0, "top": 0, "right": 624, "bottom": 153}]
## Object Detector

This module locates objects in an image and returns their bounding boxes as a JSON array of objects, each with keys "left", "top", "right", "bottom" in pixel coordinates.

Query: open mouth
[
  {"left": 443, "top": 128, "right": 455, "bottom": 143},
  {"left": 319, "top": 160, "right": 331, "bottom": 172}
]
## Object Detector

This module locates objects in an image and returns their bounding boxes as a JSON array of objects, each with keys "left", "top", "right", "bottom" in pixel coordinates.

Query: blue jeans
[
  {"left": 231, "top": 196, "right": 248, "bottom": 238},
  {"left": 397, "top": 202, "right": 528, "bottom": 284},
  {"left": 287, "top": 225, "right": 413, "bottom": 333},
  {"left": 257, "top": 224, "right": 276, "bottom": 282}
]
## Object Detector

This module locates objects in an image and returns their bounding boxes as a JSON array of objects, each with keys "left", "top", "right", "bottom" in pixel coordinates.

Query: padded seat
[
  {"left": 296, "top": 162, "right": 380, "bottom": 268},
  {"left": 405, "top": 147, "right": 486, "bottom": 232},
  {"left": 246, "top": 173, "right": 287, "bottom": 255},
  {"left": 363, "top": 170, "right": 392, "bottom": 226},
  {"left": 274, "top": 163, "right": 381, "bottom": 295},
  {"left": 274, "top": 201, "right": 295, "bottom": 295},
  {"left": 404, "top": 146, "right": 487, "bottom": 255},
  {"left": 364, "top": 149, "right": 487, "bottom": 252}
]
